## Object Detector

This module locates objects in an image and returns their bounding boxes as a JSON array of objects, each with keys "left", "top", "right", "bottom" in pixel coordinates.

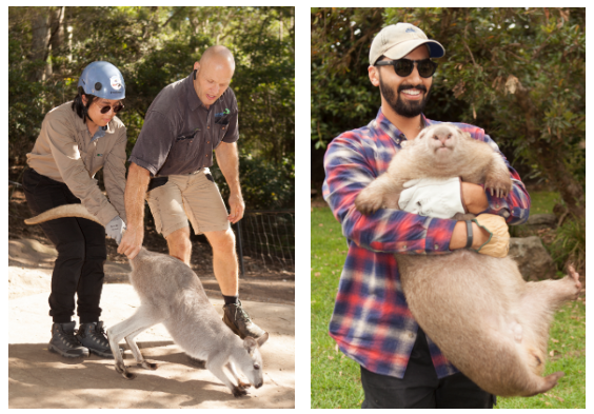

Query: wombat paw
[
  {"left": 355, "top": 191, "right": 382, "bottom": 215},
  {"left": 485, "top": 178, "right": 511, "bottom": 198},
  {"left": 232, "top": 386, "right": 249, "bottom": 397},
  {"left": 567, "top": 265, "right": 582, "bottom": 295}
]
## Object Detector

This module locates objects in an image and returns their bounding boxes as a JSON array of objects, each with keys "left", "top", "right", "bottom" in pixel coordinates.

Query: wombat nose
[{"left": 255, "top": 382, "right": 263, "bottom": 389}]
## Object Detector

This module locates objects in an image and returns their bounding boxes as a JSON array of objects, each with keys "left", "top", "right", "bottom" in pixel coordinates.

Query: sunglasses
[
  {"left": 375, "top": 58, "right": 438, "bottom": 78},
  {"left": 97, "top": 102, "right": 124, "bottom": 114}
]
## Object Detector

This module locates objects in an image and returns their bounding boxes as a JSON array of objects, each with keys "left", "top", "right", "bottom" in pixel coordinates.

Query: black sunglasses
[
  {"left": 97, "top": 102, "right": 124, "bottom": 114},
  {"left": 375, "top": 58, "right": 438, "bottom": 78}
]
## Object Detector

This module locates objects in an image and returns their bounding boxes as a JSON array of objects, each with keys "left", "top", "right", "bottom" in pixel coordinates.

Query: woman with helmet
[{"left": 22, "top": 61, "right": 128, "bottom": 359}]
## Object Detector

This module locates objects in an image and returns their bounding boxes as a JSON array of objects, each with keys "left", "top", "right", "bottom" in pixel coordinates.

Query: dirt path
[{"left": 8, "top": 238, "right": 295, "bottom": 409}]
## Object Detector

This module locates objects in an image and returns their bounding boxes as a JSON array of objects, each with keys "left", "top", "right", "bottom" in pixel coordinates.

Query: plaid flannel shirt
[{"left": 322, "top": 109, "right": 531, "bottom": 379}]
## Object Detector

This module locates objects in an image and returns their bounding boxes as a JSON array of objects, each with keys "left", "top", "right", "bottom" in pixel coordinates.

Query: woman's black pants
[{"left": 22, "top": 168, "right": 106, "bottom": 324}]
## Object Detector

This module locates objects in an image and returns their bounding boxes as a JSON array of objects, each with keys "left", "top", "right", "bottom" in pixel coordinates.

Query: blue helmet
[{"left": 78, "top": 61, "right": 125, "bottom": 100}]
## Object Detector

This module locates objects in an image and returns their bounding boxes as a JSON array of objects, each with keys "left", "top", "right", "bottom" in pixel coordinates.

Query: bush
[
  {"left": 548, "top": 216, "right": 585, "bottom": 276},
  {"left": 211, "top": 153, "right": 294, "bottom": 211}
]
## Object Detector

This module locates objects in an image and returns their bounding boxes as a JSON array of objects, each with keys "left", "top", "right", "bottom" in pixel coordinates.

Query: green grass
[
  {"left": 311, "top": 196, "right": 585, "bottom": 409},
  {"left": 528, "top": 190, "right": 562, "bottom": 215},
  {"left": 311, "top": 206, "right": 365, "bottom": 408}
]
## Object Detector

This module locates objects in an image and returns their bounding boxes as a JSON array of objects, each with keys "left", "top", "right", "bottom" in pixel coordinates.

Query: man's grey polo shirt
[{"left": 130, "top": 72, "right": 239, "bottom": 177}]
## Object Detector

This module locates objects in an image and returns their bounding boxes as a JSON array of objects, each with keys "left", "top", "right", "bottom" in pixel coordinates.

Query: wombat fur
[{"left": 355, "top": 123, "right": 581, "bottom": 397}]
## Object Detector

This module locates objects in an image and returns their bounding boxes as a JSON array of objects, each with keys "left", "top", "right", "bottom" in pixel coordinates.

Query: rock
[
  {"left": 525, "top": 213, "right": 557, "bottom": 230},
  {"left": 509, "top": 236, "right": 556, "bottom": 281}
]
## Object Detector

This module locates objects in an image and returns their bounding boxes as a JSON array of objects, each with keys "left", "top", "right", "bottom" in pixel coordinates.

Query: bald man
[{"left": 118, "top": 45, "right": 266, "bottom": 339}]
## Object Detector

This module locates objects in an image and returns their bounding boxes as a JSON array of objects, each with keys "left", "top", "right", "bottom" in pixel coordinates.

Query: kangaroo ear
[
  {"left": 243, "top": 337, "right": 258, "bottom": 354},
  {"left": 256, "top": 332, "right": 269, "bottom": 347}
]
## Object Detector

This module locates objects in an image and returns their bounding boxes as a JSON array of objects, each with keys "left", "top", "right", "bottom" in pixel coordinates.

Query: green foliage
[
  {"left": 212, "top": 153, "right": 294, "bottom": 210},
  {"left": 548, "top": 217, "right": 585, "bottom": 273},
  {"left": 9, "top": 6, "right": 294, "bottom": 209},
  {"left": 526, "top": 190, "right": 561, "bottom": 215},
  {"left": 311, "top": 8, "right": 384, "bottom": 149}
]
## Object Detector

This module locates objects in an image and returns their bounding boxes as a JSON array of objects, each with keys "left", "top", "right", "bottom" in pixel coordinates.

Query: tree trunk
[
  {"left": 48, "top": 7, "right": 65, "bottom": 76},
  {"left": 28, "top": 7, "right": 51, "bottom": 82}
]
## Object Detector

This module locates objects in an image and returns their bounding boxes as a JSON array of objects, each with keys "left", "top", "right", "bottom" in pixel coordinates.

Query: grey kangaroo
[{"left": 25, "top": 204, "right": 269, "bottom": 397}]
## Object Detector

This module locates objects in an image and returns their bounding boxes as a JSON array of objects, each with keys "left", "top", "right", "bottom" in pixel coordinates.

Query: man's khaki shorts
[{"left": 146, "top": 168, "right": 230, "bottom": 238}]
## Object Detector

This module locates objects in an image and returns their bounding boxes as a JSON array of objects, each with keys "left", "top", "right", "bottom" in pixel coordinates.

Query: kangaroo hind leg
[{"left": 107, "top": 304, "right": 164, "bottom": 379}]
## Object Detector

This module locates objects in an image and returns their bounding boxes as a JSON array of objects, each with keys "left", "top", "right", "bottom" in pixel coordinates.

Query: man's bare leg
[
  {"left": 204, "top": 228, "right": 238, "bottom": 296},
  {"left": 204, "top": 228, "right": 265, "bottom": 338},
  {"left": 166, "top": 227, "right": 192, "bottom": 265}
]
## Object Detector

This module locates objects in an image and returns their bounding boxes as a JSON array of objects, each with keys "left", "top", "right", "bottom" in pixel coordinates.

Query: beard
[{"left": 379, "top": 73, "right": 431, "bottom": 118}]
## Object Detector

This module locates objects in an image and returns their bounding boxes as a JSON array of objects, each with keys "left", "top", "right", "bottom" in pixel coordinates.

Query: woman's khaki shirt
[{"left": 26, "top": 101, "right": 127, "bottom": 226}]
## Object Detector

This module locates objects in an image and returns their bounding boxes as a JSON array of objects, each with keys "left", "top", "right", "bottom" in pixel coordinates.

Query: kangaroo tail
[{"left": 24, "top": 204, "right": 103, "bottom": 227}]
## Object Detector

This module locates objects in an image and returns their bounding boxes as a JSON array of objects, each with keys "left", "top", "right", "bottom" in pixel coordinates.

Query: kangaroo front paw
[
  {"left": 115, "top": 363, "right": 136, "bottom": 380},
  {"left": 232, "top": 385, "right": 248, "bottom": 397}
]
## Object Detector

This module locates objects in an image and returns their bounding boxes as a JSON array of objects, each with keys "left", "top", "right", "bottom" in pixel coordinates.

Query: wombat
[{"left": 355, "top": 123, "right": 581, "bottom": 397}]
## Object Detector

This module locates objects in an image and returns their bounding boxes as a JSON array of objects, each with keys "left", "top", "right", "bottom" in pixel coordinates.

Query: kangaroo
[
  {"left": 355, "top": 123, "right": 582, "bottom": 397},
  {"left": 25, "top": 204, "right": 269, "bottom": 397}
]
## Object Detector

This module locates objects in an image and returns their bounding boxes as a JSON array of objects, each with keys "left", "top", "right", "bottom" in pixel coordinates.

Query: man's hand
[
  {"left": 118, "top": 223, "right": 144, "bottom": 260},
  {"left": 117, "top": 162, "right": 151, "bottom": 260},
  {"left": 472, "top": 214, "right": 510, "bottom": 258},
  {"left": 215, "top": 142, "right": 244, "bottom": 224},
  {"left": 450, "top": 214, "right": 510, "bottom": 257},
  {"left": 227, "top": 191, "right": 245, "bottom": 224}
]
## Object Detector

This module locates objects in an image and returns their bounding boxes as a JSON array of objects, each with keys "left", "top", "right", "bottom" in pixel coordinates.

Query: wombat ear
[{"left": 400, "top": 140, "right": 410, "bottom": 148}]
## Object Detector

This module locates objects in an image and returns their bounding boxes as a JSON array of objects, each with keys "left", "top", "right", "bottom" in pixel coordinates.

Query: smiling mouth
[{"left": 401, "top": 89, "right": 422, "bottom": 98}]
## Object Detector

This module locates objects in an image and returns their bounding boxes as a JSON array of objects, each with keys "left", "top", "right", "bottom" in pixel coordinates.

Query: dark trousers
[
  {"left": 361, "top": 328, "right": 495, "bottom": 408},
  {"left": 22, "top": 168, "right": 107, "bottom": 323}
]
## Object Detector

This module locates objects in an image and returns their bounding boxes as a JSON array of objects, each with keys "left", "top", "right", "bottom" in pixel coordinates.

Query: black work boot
[
  {"left": 76, "top": 321, "right": 119, "bottom": 358},
  {"left": 49, "top": 321, "right": 90, "bottom": 358},
  {"left": 222, "top": 300, "right": 267, "bottom": 339}
]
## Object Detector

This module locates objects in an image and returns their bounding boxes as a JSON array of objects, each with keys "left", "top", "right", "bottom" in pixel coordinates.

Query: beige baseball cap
[{"left": 369, "top": 23, "right": 445, "bottom": 65}]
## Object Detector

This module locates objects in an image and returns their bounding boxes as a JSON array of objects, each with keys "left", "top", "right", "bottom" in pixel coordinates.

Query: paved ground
[{"left": 8, "top": 238, "right": 295, "bottom": 409}]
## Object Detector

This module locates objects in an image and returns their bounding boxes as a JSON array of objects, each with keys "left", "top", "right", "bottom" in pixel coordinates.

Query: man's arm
[
  {"left": 117, "top": 162, "right": 151, "bottom": 259},
  {"left": 323, "top": 133, "right": 458, "bottom": 255},
  {"left": 214, "top": 141, "right": 244, "bottom": 224}
]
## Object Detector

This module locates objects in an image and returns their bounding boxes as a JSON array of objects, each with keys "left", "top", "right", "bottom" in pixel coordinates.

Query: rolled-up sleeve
[{"left": 103, "top": 125, "right": 128, "bottom": 223}]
